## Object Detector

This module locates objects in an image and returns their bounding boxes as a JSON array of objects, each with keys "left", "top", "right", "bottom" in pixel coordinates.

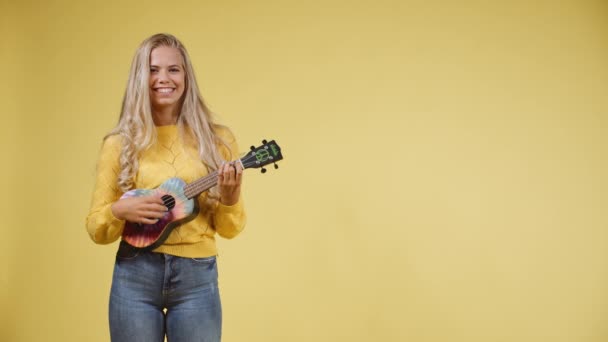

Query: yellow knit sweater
[{"left": 86, "top": 125, "right": 246, "bottom": 257}]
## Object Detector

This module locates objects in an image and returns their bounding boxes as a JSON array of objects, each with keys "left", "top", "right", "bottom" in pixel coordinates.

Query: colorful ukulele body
[
  {"left": 121, "top": 177, "right": 198, "bottom": 250},
  {"left": 121, "top": 140, "right": 282, "bottom": 251}
]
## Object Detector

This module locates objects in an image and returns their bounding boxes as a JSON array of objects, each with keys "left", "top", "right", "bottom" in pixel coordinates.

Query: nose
[
  {"left": 159, "top": 71, "right": 169, "bottom": 83},
  {"left": 156, "top": 69, "right": 170, "bottom": 83}
]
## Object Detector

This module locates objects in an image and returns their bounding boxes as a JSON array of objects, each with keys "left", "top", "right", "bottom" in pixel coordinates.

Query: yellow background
[{"left": 2, "top": 0, "right": 607, "bottom": 341}]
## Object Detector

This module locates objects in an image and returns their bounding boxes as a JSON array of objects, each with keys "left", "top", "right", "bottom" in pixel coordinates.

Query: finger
[
  {"left": 235, "top": 161, "right": 243, "bottom": 173},
  {"left": 141, "top": 203, "right": 168, "bottom": 212},
  {"left": 150, "top": 203, "right": 169, "bottom": 212},
  {"left": 141, "top": 210, "right": 166, "bottom": 219},
  {"left": 143, "top": 195, "right": 165, "bottom": 204},
  {"left": 140, "top": 217, "right": 160, "bottom": 225},
  {"left": 220, "top": 163, "right": 230, "bottom": 183},
  {"left": 225, "top": 162, "right": 236, "bottom": 181},
  {"left": 218, "top": 162, "right": 226, "bottom": 184},
  {"left": 235, "top": 162, "right": 243, "bottom": 183}
]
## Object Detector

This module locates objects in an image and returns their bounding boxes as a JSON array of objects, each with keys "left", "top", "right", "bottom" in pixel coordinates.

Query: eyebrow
[{"left": 150, "top": 64, "right": 182, "bottom": 68}]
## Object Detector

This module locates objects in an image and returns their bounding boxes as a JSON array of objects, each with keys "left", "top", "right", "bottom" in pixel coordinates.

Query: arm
[
  {"left": 213, "top": 128, "right": 247, "bottom": 239},
  {"left": 85, "top": 135, "right": 125, "bottom": 244},
  {"left": 85, "top": 136, "right": 178, "bottom": 244}
]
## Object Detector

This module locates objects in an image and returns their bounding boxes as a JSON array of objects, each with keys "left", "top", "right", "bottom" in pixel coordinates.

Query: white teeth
[{"left": 156, "top": 88, "right": 174, "bottom": 93}]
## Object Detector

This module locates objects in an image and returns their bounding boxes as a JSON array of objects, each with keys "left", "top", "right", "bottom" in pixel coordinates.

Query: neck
[{"left": 152, "top": 106, "right": 179, "bottom": 126}]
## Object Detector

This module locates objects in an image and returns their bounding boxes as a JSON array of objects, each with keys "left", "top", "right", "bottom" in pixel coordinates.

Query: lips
[{"left": 154, "top": 87, "right": 175, "bottom": 94}]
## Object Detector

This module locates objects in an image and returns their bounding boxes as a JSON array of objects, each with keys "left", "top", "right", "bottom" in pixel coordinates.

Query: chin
[{"left": 154, "top": 99, "right": 177, "bottom": 106}]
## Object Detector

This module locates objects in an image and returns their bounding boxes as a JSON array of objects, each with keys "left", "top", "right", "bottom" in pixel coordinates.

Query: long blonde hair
[{"left": 106, "top": 33, "right": 231, "bottom": 196}]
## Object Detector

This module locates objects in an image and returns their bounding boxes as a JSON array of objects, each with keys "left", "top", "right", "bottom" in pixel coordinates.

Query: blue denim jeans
[{"left": 109, "top": 242, "right": 222, "bottom": 342}]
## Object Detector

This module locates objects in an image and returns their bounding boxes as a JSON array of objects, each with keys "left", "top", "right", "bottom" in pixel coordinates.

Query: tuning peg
[
  {"left": 250, "top": 145, "right": 255, "bottom": 151},
  {"left": 274, "top": 163, "right": 279, "bottom": 169},
  {"left": 261, "top": 167, "right": 267, "bottom": 174},
  {"left": 262, "top": 139, "right": 268, "bottom": 145}
]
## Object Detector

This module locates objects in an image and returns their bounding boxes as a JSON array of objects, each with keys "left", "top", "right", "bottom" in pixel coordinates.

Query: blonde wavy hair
[{"left": 106, "top": 33, "right": 231, "bottom": 198}]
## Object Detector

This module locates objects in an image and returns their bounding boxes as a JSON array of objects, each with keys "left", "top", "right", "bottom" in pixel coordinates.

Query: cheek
[{"left": 178, "top": 76, "right": 186, "bottom": 92}]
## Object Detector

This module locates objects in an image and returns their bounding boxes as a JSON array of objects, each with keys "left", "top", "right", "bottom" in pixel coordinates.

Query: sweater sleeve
[
  {"left": 213, "top": 127, "right": 247, "bottom": 239},
  {"left": 85, "top": 135, "right": 126, "bottom": 244}
]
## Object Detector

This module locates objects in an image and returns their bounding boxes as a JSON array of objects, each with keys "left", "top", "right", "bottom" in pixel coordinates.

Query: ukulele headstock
[{"left": 240, "top": 140, "right": 283, "bottom": 173}]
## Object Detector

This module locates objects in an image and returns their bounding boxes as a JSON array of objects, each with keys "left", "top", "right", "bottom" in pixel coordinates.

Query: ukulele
[{"left": 121, "top": 139, "right": 282, "bottom": 251}]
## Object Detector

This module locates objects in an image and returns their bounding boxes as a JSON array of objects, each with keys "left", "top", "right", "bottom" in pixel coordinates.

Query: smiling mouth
[{"left": 154, "top": 87, "right": 175, "bottom": 94}]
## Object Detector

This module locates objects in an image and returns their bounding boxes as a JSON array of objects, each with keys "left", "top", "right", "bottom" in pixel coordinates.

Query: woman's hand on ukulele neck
[{"left": 218, "top": 161, "right": 243, "bottom": 206}]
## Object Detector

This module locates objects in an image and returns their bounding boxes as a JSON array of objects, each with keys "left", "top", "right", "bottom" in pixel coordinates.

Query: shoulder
[
  {"left": 101, "top": 133, "right": 124, "bottom": 152},
  {"left": 104, "top": 133, "right": 124, "bottom": 146},
  {"left": 96, "top": 133, "right": 125, "bottom": 162},
  {"left": 213, "top": 124, "right": 239, "bottom": 158}
]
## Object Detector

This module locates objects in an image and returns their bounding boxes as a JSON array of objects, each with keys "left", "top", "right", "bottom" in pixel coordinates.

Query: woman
[{"left": 86, "top": 33, "right": 246, "bottom": 342}]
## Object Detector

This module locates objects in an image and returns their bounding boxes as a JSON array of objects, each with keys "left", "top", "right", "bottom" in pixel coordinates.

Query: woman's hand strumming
[{"left": 111, "top": 195, "right": 168, "bottom": 224}]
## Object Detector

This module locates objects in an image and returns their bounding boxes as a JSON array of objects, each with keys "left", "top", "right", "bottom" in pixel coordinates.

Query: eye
[
  {"left": 150, "top": 68, "right": 158, "bottom": 73},
  {"left": 170, "top": 68, "right": 180, "bottom": 73}
]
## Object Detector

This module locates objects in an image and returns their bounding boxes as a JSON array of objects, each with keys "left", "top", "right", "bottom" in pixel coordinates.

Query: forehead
[{"left": 150, "top": 46, "right": 183, "bottom": 66}]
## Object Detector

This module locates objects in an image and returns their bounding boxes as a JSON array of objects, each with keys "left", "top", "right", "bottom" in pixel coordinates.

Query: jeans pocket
[{"left": 189, "top": 256, "right": 216, "bottom": 264}]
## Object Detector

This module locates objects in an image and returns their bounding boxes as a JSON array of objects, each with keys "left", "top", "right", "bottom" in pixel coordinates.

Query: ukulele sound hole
[{"left": 161, "top": 194, "right": 176, "bottom": 210}]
